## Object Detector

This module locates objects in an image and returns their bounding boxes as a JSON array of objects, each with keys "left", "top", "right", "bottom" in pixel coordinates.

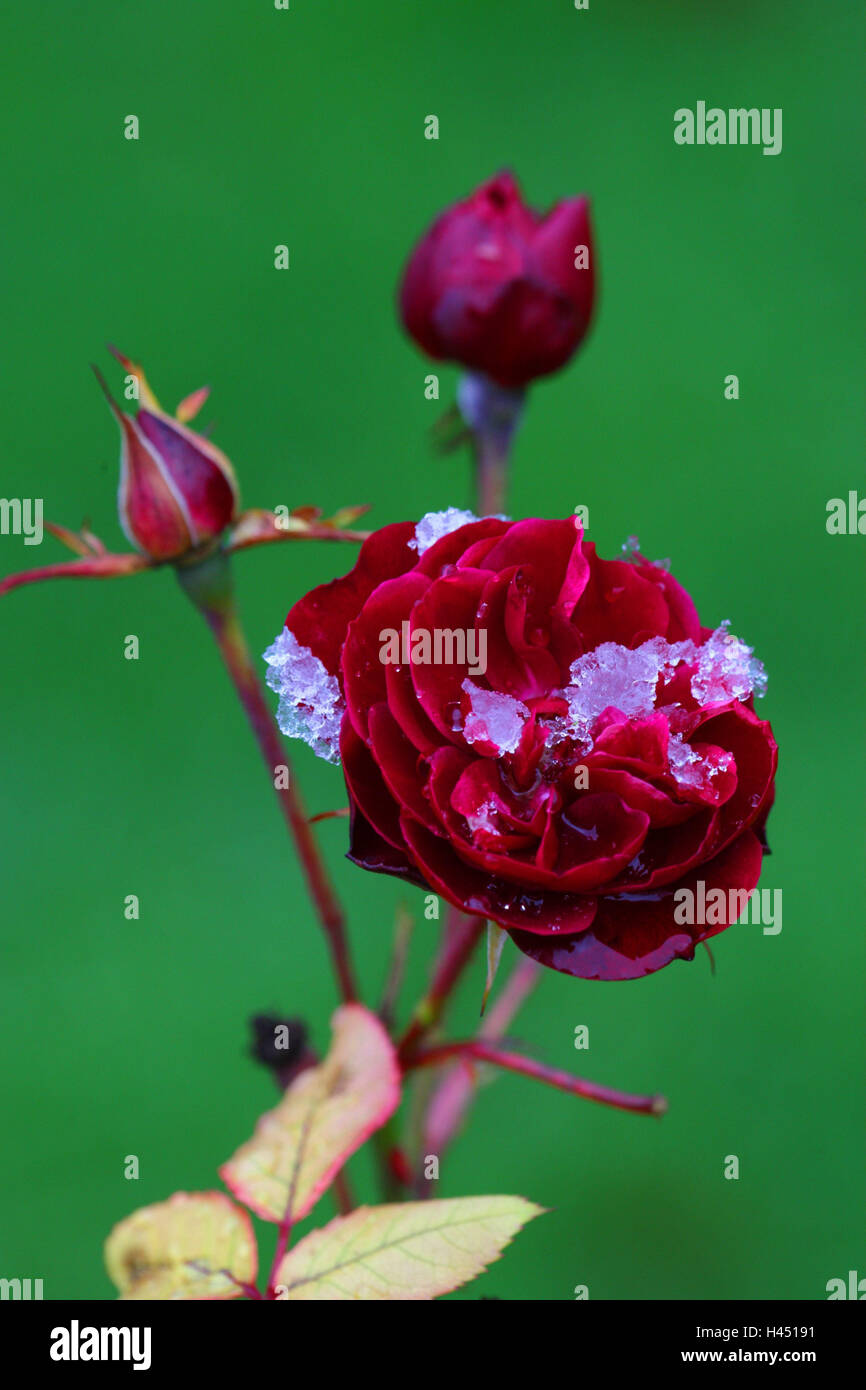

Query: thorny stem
[
  {"left": 178, "top": 549, "right": 358, "bottom": 1005},
  {"left": 405, "top": 1040, "right": 667, "bottom": 1118}
]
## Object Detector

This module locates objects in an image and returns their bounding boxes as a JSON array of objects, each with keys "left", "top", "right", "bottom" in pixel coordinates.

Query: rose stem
[
  {"left": 409, "top": 956, "right": 540, "bottom": 1198},
  {"left": 397, "top": 909, "right": 485, "bottom": 1062},
  {"left": 333, "top": 1171, "right": 354, "bottom": 1215},
  {"left": 421, "top": 956, "right": 541, "bottom": 1165},
  {"left": 405, "top": 1040, "right": 667, "bottom": 1118},
  {"left": 177, "top": 549, "right": 358, "bottom": 1005},
  {"left": 267, "top": 1218, "right": 293, "bottom": 1299},
  {"left": 207, "top": 602, "right": 357, "bottom": 1003},
  {"left": 474, "top": 431, "right": 510, "bottom": 516},
  {"left": 379, "top": 903, "right": 414, "bottom": 1031},
  {"left": 459, "top": 371, "right": 524, "bottom": 516}
]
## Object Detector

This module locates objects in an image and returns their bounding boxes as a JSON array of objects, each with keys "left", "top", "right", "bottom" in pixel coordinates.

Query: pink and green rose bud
[
  {"left": 97, "top": 348, "right": 239, "bottom": 562},
  {"left": 399, "top": 172, "right": 595, "bottom": 389}
]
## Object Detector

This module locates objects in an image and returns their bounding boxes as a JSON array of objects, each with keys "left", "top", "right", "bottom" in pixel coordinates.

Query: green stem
[
  {"left": 457, "top": 370, "right": 524, "bottom": 516},
  {"left": 474, "top": 430, "right": 510, "bottom": 517}
]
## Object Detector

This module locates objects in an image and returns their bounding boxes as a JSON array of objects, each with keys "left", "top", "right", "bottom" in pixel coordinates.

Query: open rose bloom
[{"left": 265, "top": 513, "right": 776, "bottom": 981}]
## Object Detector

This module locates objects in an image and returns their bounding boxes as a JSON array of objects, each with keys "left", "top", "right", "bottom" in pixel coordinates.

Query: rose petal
[
  {"left": 408, "top": 568, "right": 490, "bottom": 740},
  {"left": 509, "top": 831, "right": 764, "bottom": 981},
  {"left": 342, "top": 571, "right": 430, "bottom": 738},
  {"left": 572, "top": 544, "right": 670, "bottom": 650},
  {"left": 341, "top": 720, "right": 406, "bottom": 852},
  {"left": 367, "top": 703, "right": 442, "bottom": 834},
  {"left": 286, "top": 522, "right": 417, "bottom": 676},
  {"left": 400, "top": 815, "right": 598, "bottom": 936}
]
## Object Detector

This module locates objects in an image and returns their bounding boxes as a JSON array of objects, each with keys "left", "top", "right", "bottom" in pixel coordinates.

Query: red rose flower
[
  {"left": 266, "top": 513, "right": 777, "bottom": 981},
  {"left": 399, "top": 172, "right": 595, "bottom": 389}
]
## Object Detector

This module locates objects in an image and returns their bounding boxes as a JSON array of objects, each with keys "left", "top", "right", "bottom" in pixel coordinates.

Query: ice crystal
[
  {"left": 544, "top": 625, "right": 765, "bottom": 760},
  {"left": 564, "top": 641, "right": 668, "bottom": 741},
  {"left": 691, "top": 622, "right": 767, "bottom": 704},
  {"left": 263, "top": 627, "right": 345, "bottom": 764},
  {"left": 409, "top": 508, "right": 481, "bottom": 555},
  {"left": 464, "top": 799, "right": 500, "bottom": 835},
  {"left": 667, "top": 732, "right": 733, "bottom": 792},
  {"left": 462, "top": 680, "right": 529, "bottom": 754}
]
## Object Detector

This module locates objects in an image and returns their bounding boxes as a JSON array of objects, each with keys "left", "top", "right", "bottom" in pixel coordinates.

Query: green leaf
[
  {"left": 273, "top": 1195, "right": 545, "bottom": 1300},
  {"left": 220, "top": 1003, "right": 400, "bottom": 1224},
  {"left": 105, "top": 1191, "right": 257, "bottom": 1300}
]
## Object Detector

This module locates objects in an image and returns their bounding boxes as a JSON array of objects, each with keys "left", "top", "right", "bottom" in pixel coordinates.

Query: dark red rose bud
[
  {"left": 399, "top": 172, "right": 595, "bottom": 389},
  {"left": 95, "top": 348, "right": 239, "bottom": 562}
]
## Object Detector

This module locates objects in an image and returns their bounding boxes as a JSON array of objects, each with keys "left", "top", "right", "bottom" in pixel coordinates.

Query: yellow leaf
[
  {"left": 220, "top": 1004, "right": 400, "bottom": 1224},
  {"left": 105, "top": 1191, "right": 257, "bottom": 1300},
  {"left": 273, "top": 1195, "right": 545, "bottom": 1300}
]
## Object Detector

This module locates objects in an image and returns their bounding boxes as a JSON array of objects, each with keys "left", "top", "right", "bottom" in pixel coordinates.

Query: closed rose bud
[
  {"left": 96, "top": 349, "right": 239, "bottom": 562},
  {"left": 399, "top": 172, "right": 595, "bottom": 389}
]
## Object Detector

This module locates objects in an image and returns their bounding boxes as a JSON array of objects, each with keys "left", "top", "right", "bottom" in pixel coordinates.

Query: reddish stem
[
  {"left": 333, "top": 1170, "right": 355, "bottom": 1215},
  {"left": 227, "top": 521, "right": 371, "bottom": 553},
  {"left": 421, "top": 957, "right": 541, "bottom": 1163},
  {"left": 0, "top": 551, "right": 151, "bottom": 597},
  {"left": 397, "top": 910, "right": 485, "bottom": 1061},
  {"left": 405, "top": 1040, "right": 667, "bottom": 1118},
  {"left": 204, "top": 599, "right": 358, "bottom": 1004},
  {"left": 267, "top": 1220, "right": 293, "bottom": 1299}
]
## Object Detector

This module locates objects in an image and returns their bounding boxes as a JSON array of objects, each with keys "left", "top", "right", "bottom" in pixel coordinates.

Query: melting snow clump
[
  {"left": 562, "top": 626, "right": 766, "bottom": 748},
  {"left": 666, "top": 732, "right": 704, "bottom": 788},
  {"left": 464, "top": 799, "right": 500, "bottom": 835},
  {"left": 691, "top": 622, "right": 768, "bottom": 704},
  {"left": 540, "top": 627, "right": 766, "bottom": 784},
  {"left": 409, "top": 508, "right": 481, "bottom": 555},
  {"left": 565, "top": 641, "right": 667, "bottom": 742},
  {"left": 263, "top": 627, "right": 345, "bottom": 764},
  {"left": 462, "top": 680, "right": 529, "bottom": 754},
  {"left": 667, "top": 732, "right": 733, "bottom": 792}
]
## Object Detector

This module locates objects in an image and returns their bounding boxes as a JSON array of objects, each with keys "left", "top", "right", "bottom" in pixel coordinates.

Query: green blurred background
[{"left": 1, "top": 0, "right": 863, "bottom": 1301}]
